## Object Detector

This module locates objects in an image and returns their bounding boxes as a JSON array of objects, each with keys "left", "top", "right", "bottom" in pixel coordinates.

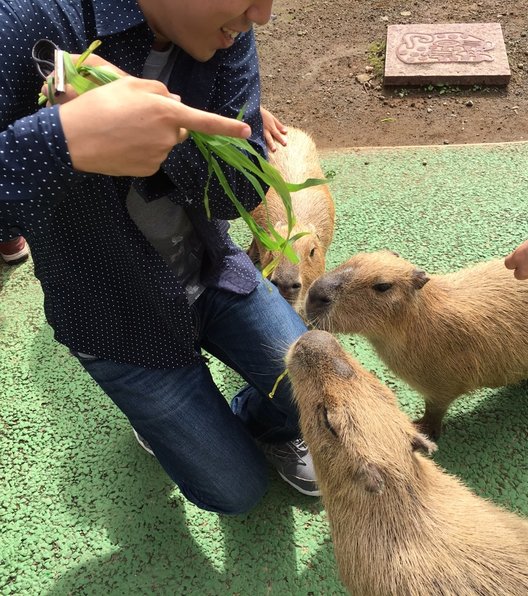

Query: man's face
[{"left": 138, "top": 0, "right": 274, "bottom": 61}]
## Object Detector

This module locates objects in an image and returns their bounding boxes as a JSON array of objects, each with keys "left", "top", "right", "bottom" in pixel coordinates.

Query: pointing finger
[{"left": 162, "top": 97, "right": 251, "bottom": 139}]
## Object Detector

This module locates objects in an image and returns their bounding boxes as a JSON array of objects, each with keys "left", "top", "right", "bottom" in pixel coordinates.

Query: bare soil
[{"left": 256, "top": 0, "right": 528, "bottom": 149}]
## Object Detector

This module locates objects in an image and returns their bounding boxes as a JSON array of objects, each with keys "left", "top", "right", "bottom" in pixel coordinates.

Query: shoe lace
[
  {"left": 266, "top": 438, "right": 308, "bottom": 465},
  {"left": 290, "top": 438, "right": 308, "bottom": 452}
]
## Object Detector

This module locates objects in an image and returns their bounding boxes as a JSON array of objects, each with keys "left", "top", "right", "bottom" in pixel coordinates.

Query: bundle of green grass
[{"left": 40, "top": 41, "right": 326, "bottom": 276}]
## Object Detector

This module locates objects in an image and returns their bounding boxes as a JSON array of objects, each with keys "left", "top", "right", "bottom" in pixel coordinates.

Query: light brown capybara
[
  {"left": 248, "top": 127, "right": 335, "bottom": 313},
  {"left": 286, "top": 330, "right": 528, "bottom": 596},
  {"left": 304, "top": 250, "right": 528, "bottom": 439}
]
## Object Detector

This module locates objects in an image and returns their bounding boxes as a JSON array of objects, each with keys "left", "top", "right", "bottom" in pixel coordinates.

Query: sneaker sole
[
  {"left": 1, "top": 248, "right": 29, "bottom": 265},
  {"left": 132, "top": 428, "right": 155, "bottom": 456},
  {"left": 277, "top": 471, "right": 321, "bottom": 497}
]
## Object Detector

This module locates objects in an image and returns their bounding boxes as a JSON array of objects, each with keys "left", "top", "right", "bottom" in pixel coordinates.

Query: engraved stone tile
[{"left": 384, "top": 23, "right": 511, "bottom": 86}]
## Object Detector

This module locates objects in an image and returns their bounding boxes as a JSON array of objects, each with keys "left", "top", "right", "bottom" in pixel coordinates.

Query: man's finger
[
  {"left": 504, "top": 253, "right": 516, "bottom": 269},
  {"left": 514, "top": 266, "right": 528, "bottom": 280},
  {"left": 265, "top": 131, "right": 277, "bottom": 152},
  {"left": 164, "top": 98, "right": 251, "bottom": 138}
]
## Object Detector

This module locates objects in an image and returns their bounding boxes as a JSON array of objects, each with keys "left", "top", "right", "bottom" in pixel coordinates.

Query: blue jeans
[{"left": 75, "top": 276, "right": 307, "bottom": 514}]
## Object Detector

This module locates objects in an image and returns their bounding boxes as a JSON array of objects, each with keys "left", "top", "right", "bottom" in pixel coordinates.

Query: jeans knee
[
  {"left": 181, "top": 467, "right": 269, "bottom": 515},
  {"left": 221, "top": 474, "right": 269, "bottom": 515}
]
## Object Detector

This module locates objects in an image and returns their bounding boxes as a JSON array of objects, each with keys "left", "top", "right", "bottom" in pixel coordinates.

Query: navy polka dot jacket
[{"left": 0, "top": 0, "right": 268, "bottom": 367}]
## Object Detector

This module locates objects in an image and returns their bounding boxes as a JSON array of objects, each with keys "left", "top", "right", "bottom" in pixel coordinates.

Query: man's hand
[
  {"left": 505, "top": 239, "right": 528, "bottom": 280},
  {"left": 48, "top": 54, "right": 251, "bottom": 177}
]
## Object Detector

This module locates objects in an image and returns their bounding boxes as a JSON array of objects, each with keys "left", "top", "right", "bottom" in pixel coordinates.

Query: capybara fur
[
  {"left": 286, "top": 330, "right": 528, "bottom": 596},
  {"left": 248, "top": 127, "right": 334, "bottom": 313},
  {"left": 305, "top": 250, "right": 528, "bottom": 438}
]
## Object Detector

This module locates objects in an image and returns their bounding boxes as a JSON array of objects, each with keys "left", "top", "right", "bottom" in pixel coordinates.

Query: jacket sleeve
[
  {"left": 0, "top": 104, "right": 88, "bottom": 240},
  {"left": 0, "top": 12, "right": 82, "bottom": 241}
]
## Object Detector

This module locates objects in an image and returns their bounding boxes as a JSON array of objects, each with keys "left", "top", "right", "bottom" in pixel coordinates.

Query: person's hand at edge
[
  {"left": 505, "top": 239, "right": 528, "bottom": 280},
  {"left": 261, "top": 106, "right": 287, "bottom": 152}
]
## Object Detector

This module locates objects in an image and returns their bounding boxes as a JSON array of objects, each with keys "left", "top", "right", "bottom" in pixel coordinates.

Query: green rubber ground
[{"left": 2, "top": 142, "right": 528, "bottom": 595}]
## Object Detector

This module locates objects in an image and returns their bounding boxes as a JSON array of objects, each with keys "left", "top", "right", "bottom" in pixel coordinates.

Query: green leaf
[
  {"left": 190, "top": 129, "right": 328, "bottom": 276},
  {"left": 75, "top": 40, "right": 103, "bottom": 68},
  {"left": 63, "top": 53, "right": 100, "bottom": 95},
  {"left": 78, "top": 65, "right": 121, "bottom": 85}
]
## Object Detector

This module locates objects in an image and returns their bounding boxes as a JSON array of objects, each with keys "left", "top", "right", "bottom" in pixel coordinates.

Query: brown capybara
[
  {"left": 286, "top": 330, "right": 528, "bottom": 596},
  {"left": 305, "top": 250, "right": 528, "bottom": 439},
  {"left": 248, "top": 127, "right": 334, "bottom": 313}
]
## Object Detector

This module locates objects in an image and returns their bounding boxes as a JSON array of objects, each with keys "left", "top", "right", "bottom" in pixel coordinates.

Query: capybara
[
  {"left": 305, "top": 250, "right": 528, "bottom": 438},
  {"left": 248, "top": 127, "right": 335, "bottom": 313},
  {"left": 286, "top": 330, "right": 528, "bottom": 596}
]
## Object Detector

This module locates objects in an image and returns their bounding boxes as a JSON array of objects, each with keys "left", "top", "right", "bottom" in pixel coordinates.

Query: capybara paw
[{"left": 413, "top": 416, "right": 442, "bottom": 441}]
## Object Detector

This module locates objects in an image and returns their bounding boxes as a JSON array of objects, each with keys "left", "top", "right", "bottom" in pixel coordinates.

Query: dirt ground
[{"left": 256, "top": 0, "right": 528, "bottom": 149}]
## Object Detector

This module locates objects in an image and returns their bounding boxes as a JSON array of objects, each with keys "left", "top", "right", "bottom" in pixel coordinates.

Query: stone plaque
[{"left": 384, "top": 23, "right": 511, "bottom": 86}]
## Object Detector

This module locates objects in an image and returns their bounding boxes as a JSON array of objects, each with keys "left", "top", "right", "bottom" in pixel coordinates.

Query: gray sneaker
[
  {"left": 132, "top": 428, "right": 155, "bottom": 456},
  {"left": 260, "top": 438, "right": 321, "bottom": 496}
]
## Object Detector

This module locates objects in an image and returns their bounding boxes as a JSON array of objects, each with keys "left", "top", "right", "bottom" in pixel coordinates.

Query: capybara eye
[
  {"left": 310, "top": 247, "right": 316, "bottom": 257},
  {"left": 372, "top": 282, "right": 393, "bottom": 292}
]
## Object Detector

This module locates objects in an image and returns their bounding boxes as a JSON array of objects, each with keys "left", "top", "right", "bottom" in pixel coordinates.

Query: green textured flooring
[{"left": 2, "top": 142, "right": 528, "bottom": 595}]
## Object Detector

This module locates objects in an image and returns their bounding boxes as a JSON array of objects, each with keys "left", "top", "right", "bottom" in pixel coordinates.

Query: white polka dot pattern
[{"left": 0, "top": 0, "right": 267, "bottom": 367}]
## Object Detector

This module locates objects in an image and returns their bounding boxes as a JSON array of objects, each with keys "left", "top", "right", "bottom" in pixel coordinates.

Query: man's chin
[
  {"left": 177, "top": 40, "right": 219, "bottom": 62},
  {"left": 188, "top": 48, "right": 217, "bottom": 62}
]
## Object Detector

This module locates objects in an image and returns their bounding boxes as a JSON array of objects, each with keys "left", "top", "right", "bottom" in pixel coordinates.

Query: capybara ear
[
  {"left": 355, "top": 462, "right": 385, "bottom": 494},
  {"left": 411, "top": 269, "right": 430, "bottom": 289},
  {"left": 383, "top": 248, "right": 400, "bottom": 258},
  {"left": 331, "top": 356, "right": 356, "bottom": 379},
  {"left": 411, "top": 432, "right": 438, "bottom": 455},
  {"left": 322, "top": 405, "right": 339, "bottom": 438}
]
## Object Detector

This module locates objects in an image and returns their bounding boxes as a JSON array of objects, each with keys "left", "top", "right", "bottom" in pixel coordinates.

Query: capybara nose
[
  {"left": 306, "top": 279, "right": 338, "bottom": 311},
  {"left": 272, "top": 279, "right": 302, "bottom": 302}
]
